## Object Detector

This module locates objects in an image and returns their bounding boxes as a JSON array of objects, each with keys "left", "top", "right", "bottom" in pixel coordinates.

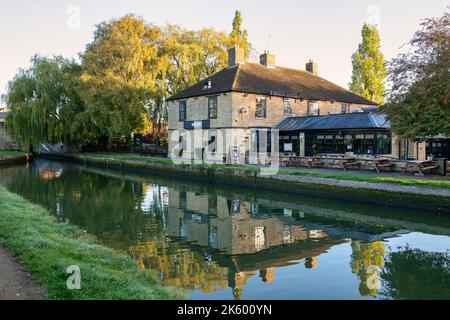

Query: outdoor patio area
[{"left": 278, "top": 154, "right": 448, "bottom": 177}]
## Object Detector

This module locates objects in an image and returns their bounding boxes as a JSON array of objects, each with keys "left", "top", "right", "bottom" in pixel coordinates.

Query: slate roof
[
  {"left": 275, "top": 112, "right": 391, "bottom": 131},
  {"left": 167, "top": 62, "right": 377, "bottom": 106}
]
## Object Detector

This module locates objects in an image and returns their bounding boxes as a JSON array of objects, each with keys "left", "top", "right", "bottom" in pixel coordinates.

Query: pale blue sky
[{"left": 0, "top": 0, "right": 448, "bottom": 96}]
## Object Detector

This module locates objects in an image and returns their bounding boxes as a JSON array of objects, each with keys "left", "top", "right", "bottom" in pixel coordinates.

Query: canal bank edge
[
  {"left": 0, "top": 186, "right": 183, "bottom": 300},
  {"left": 42, "top": 153, "right": 450, "bottom": 213},
  {"left": 0, "top": 154, "right": 31, "bottom": 166}
]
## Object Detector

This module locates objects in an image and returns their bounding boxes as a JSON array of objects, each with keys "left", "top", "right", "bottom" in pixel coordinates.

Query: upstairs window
[
  {"left": 284, "top": 99, "right": 292, "bottom": 115},
  {"left": 308, "top": 102, "right": 320, "bottom": 116},
  {"left": 255, "top": 97, "right": 267, "bottom": 119},
  {"left": 179, "top": 101, "right": 186, "bottom": 121},
  {"left": 341, "top": 103, "right": 350, "bottom": 114},
  {"left": 208, "top": 96, "right": 218, "bottom": 119}
]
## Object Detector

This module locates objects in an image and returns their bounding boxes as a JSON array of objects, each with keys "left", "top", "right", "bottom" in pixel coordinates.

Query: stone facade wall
[
  {"left": 168, "top": 92, "right": 370, "bottom": 131},
  {"left": 167, "top": 93, "right": 233, "bottom": 131},
  {"left": 168, "top": 92, "right": 372, "bottom": 163},
  {"left": 231, "top": 93, "right": 366, "bottom": 129}
]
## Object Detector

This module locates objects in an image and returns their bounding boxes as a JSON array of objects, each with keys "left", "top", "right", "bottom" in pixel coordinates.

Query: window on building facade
[
  {"left": 377, "top": 133, "right": 392, "bottom": 155},
  {"left": 341, "top": 104, "right": 350, "bottom": 114},
  {"left": 208, "top": 96, "right": 218, "bottom": 119},
  {"left": 251, "top": 129, "right": 272, "bottom": 153},
  {"left": 179, "top": 101, "right": 186, "bottom": 121},
  {"left": 317, "top": 135, "right": 334, "bottom": 153},
  {"left": 255, "top": 97, "right": 267, "bottom": 119},
  {"left": 354, "top": 133, "right": 375, "bottom": 154},
  {"left": 308, "top": 102, "right": 320, "bottom": 116},
  {"left": 283, "top": 99, "right": 292, "bottom": 115},
  {"left": 305, "top": 132, "right": 390, "bottom": 156}
]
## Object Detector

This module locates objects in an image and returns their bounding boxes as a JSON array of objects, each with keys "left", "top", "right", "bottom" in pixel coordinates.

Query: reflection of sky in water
[
  {"left": 139, "top": 184, "right": 168, "bottom": 214},
  {"left": 384, "top": 232, "right": 450, "bottom": 253}
]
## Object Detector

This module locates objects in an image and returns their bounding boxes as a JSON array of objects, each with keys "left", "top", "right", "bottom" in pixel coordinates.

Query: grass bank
[
  {"left": 0, "top": 150, "right": 26, "bottom": 159},
  {"left": 0, "top": 186, "right": 182, "bottom": 300},
  {"left": 76, "top": 152, "right": 450, "bottom": 190}
]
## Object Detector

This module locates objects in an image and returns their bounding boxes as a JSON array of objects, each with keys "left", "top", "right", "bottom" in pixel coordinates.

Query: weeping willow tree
[{"left": 3, "top": 55, "right": 83, "bottom": 150}]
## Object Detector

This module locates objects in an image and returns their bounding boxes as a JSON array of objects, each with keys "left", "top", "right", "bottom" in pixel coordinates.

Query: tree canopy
[
  {"left": 77, "top": 15, "right": 164, "bottom": 145},
  {"left": 382, "top": 10, "right": 450, "bottom": 138},
  {"left": 229, "top": 10, "right": 250, "bottom": 59},
  {"left": 3, "top": 12, "right": 252, "bottom": 149},
  {"left": 349, "top": 23, "right": 386, "bottom": 105},
  {"left": 3, "top": 56, "right": 84, "bottom": 149}
]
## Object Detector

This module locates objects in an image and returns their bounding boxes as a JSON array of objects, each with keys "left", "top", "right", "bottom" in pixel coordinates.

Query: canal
[{"left": 1, "top": 159, "right": 449, "bottom": 300}]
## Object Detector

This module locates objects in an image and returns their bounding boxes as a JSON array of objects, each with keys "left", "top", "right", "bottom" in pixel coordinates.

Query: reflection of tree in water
[
  {"left": 381, "top": 247, "right": 450, "bottom": 300},
  {"left": 4, "top": 164, "right": 229, "bottom": 295},
  {"left": 350, "top": 240, "right": 386, "bottom": 297},
  {"left": 127, "top": 239, "right": 228, "bottom": 294}
]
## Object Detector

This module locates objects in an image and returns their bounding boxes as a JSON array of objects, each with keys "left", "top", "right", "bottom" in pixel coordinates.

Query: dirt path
[{"left": 0, "top": 239, "right": 46, "bottom": 300}]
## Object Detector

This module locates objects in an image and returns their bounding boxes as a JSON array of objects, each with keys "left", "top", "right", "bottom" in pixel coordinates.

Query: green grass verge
[
  {"left": 277, "top": 169, "right": 450, "bottom": 189},
  {"left": 0, "top": 150, "right": 26, "bottom": 159},
  {"left": 78, "top": 152, "right": 450, "bottom": 190},
  {"left": 0, "top": 186, "right": 183, "bottom": 300}
]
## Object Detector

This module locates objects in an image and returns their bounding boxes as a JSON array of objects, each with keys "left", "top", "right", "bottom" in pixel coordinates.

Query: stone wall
[
  {"left": 168, "top": 92, "right": 370, "bottom": 131},
  {"left": 231, "top": 93, "right": 366, "bottom": 128},
  {"left": 168, "top": 92, "right": 372, "bottom": 163}
]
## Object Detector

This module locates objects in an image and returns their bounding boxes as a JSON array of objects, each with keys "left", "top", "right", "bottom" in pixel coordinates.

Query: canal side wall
[
  {"left": 0, "top": 155, "right": 30, "bottom": 166},
  {"left": 40, "top": 153, "right": 450, "bottom": 214}
]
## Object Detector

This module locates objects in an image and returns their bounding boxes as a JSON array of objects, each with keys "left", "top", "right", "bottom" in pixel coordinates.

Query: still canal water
[{"left": 1, "top": 159, "right": 449, "bottom": 300}]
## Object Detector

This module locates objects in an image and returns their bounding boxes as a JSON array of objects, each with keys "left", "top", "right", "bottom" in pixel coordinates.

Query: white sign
[{"left": 284, "top": 143, "right": 293, "bottom": 152}]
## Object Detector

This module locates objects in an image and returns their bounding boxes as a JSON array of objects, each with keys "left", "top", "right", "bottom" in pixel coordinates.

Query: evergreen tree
[
  {"left": 349, "top": 23, "right": 386, "bottom": 105},
  {"left": 229, "top": 10, "right": 250, "bottom": 58}
]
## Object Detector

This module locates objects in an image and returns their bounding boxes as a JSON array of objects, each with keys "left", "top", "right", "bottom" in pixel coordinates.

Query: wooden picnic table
[
  {"left": 341, "top": 156, "right": 363, "bottom": 171},
  {"left": 306, "top": 156, "right": 324, "bottom": 168},
  {"left": 401, "top": 160, "right": 438, "bottom": 176},
  {"left": 281, "top": 155, "right": 301, "bottom": 167},
  {"left": 359, "top": 157, "right": 395, "bottom": 173}
]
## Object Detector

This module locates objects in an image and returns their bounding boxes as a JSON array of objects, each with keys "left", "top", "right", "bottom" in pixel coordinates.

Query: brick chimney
[
  {"left": 260, "top": 51, "right": 276, "bottom": 68},
  {"left": 228, "top": 46, "right": 246, "bottom": 68},
  {"left": 306, "top": 59, "right": 318, "bottom": 75}
]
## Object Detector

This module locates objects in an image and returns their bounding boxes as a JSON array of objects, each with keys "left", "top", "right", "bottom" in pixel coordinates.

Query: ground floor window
[
  {"left": 426, "top": 139, "right": 450, "bottom": 159},
  {"left": 251, "top": 129, "right": 272, "bottom": 154},
  {"left": 399, "top": 139, "right": 417, "bottom": 160},
  {"left": 279, "top": 134, "right": 299, "bottom": 155},
  {"left": 304, "top": 131, "right": 391, "bottom": 156}
]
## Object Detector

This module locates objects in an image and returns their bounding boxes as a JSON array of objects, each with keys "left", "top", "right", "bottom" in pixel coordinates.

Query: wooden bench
[
  {"left": 421, "top": 165, "right": 439, "bottom": 173},
  {"left": 402, "top": 160, "right": 438, "bottom": 176}
]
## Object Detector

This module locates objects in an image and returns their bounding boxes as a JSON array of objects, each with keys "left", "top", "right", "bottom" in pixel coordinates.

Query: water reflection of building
[{"left": 166, "top": 189, "right": 346, "bottom": 298}]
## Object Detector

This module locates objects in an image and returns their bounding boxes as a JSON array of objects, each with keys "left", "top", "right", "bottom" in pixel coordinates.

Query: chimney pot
[
  {"left": 306, "top": 59, "right": 318, "bottom": 75},
  {"left": 228, "top": 46, "right": 246, "bottom": 68},
  {"left": 260, "top": 51, "right": 276, "bottom": 68}
]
